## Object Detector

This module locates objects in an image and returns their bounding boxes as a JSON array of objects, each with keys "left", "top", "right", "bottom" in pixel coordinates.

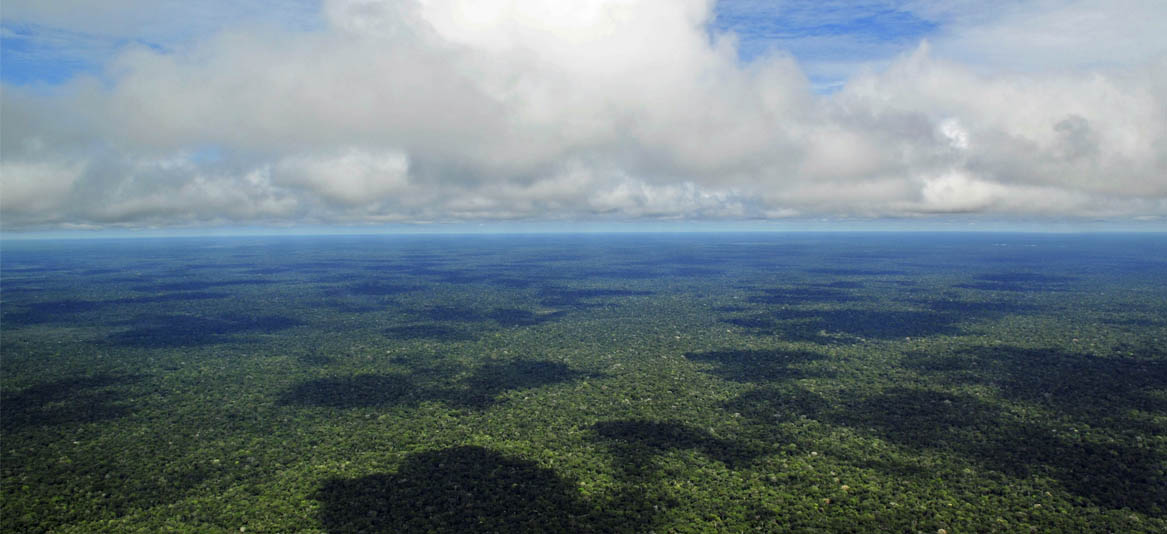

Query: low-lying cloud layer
[{"left": 3, "top": 0, "right": 1166, "bottom": 230}]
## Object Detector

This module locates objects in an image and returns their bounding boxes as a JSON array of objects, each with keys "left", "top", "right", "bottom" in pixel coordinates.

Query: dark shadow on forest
[
  {"left": 488, "top": 308, "right": 567, "bottom": 327},
  {"left": 176, "top": 262, "right": 260, "bottom": 271},
  {"left": 724, "top": 291, "right": 1039, "bottom": 342},
  {"left": 1, "top": 374, "right": 144, "bottom": 431},
  {"left": 289, "top": 261, "right": 361, "bottom": 271},
  {"left": 419, "top": 268, "right": 494, "bottom": 284},
  {"left": 725, "top": 309, "right": 966, "bottom": 342},
  {"left": 537, "top": 287, "right": 653, "bottom": 308},
  {"left": 278, "top": 374, "right": 421, "bottom": 408},
  {"left": 954, "top": 272, "right": 1076, "bottom": 292},
  {"left": 245, "top": 266, "right": 294, "bottom": 275},
  {"left": 445, "top": 360, "right": 591, "bottom": 409},
  {"left": 113, "top": 292, "right": 232, "bottom": 304},
  {"left": 920, "top": 298, "right": 1037, "bottom": 315},
  {"left": 322, "top": 298, "right": 386, "bottom": 313},
  {"left": 1102, "top": 317, "right": 1167, "bottom": 328},
  {"left": 628, "top": 254, "right": 725, "bottom": 267},
  {"left": 79, "top": 268, "right": 121, "bottom": 275},
  {"left": 297, "top": 350, "right": 337, "bottom": 366},
  {"left": 385, "top": 323, "right": 476, "bottom": 342},
  {"left": 512, "top": 253, "right": 587, "bottom": 263},
  {"left": 833, "top": 387, "right": 1164, "bottom": 516},
  {"left": 411, "top": 306, "right": 488, "bottom": 322},
  {"left": 726, "top": 378, "right": 1167, "bottom": 516},
  {"left": 805, "top": 268, "right": 907, "bottom": 276},
  {"left": 676, "top": 266, "right": 728, "bottom": 277},
  {"left": 489, "top": 277, "right": 537, "bottom": 289},
  {"left": 573, "top": 268, "right": 665, "bottom": 280},
  {"left": 280, "top": 360, "right": 595, "bottom": 411},
  {"left": 363, "top": 262, "right": 439, "bottom": 274},
  {"left": 723, "top": 385, "right": 831, "bottom": 425},
  {"left": 364, "top": 262, "right": 519, "bottom": 286},
  {"left": 345, "top": 282, "right": 418, "bottom": 296},
  {"left": 406, "top": 306, "right": 566, "bottom": 328},
  {"left": 684, "top": 349, "right": 827, "bottom": 383},
  {"left": 133, "top": 279, "right": 275, "bottom": 292},
  {"left": 2, "top": 298, "right": 103, "bottom": 325},
  {"left": 904, "top": 346, "right": 1167, "bottom": 433},
  {"left": 591, "top": 419, "right": 765, "bottom": 473},
  {"left": 746, "top": 287, "right": 860, "bottom": 306},
  {"left": 0, "top": 282, "right": 44, "bottom": 296},
  {"left": 2, "top": 292, "right": 231, "bottom": 326},
  {"left": 817, "top": 280, "right": 864, "bottom": 289},
  {"left": 0, "top": 266, "right": 69, "bottom": 274},
  {"left": 107, "top": 313, "right": 302, "bottom": 347},
  {"left": 313, "top": 446, "right": 644, "bottom": 533}
]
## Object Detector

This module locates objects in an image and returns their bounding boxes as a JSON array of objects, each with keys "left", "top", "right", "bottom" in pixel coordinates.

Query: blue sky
[
  {"left": 2, "top": 24, "right": 110, "bottom": 85},
  {"left": 4, "top": 1, "right": 934, "bottom": 90},
  {"left": 713, "top": 1, "right": 938, "bottom": 90},
  {"left": 2, "top": 0, "right": 1165, "bottom": 235},
  {"left": 1, "top": 1, "right": 322, "bottom": 87}
]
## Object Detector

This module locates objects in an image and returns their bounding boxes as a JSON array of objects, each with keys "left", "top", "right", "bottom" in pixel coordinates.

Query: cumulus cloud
[
  {"left": 2, "top": 0, "right": 1165, "bottom": 230},
  {"left": 276, "top": 148, "right": 411, "bottom": 207}
]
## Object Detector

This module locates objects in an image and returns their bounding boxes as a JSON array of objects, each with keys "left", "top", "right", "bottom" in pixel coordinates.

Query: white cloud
[
  {"left": 0, "top": 160, "right": 84, "bottom": 224},
  {"left": 276, "top": 148, "right": 411, "bottom": 207},
  {"left": 1, "top": 0, "right": 1165, "bottom": 231},
  {"left": 1, "top": 0, "right": 320, "bottom": 42},
  {"left": 917, "top": 170, "right": 1003, "bottom": 213},
  {"left": 918, "top": 0, "right": 1167, "bottom": 72}
]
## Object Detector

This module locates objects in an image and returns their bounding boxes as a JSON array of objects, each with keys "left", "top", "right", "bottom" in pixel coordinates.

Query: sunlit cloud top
[{"left": 3, "top": 0, "right": 1166, "bottom": 232}]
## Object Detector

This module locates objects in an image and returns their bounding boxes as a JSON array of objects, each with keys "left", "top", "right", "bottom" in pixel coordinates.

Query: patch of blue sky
[
  {"left": 188, "top": 145, "right": 226, "bottom": 165},
  {"left": 0, "top": 24, "right": 120, "bottom": 86},
  {"left": 1, "top": 0, "right": 323, "bottom": 88},
  {"left": 712, "top": 0, "right": 939, "bottom": 91}
]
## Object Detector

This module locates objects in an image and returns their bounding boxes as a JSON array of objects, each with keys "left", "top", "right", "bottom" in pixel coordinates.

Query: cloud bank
[{"left": 2, "top": 0, "right": 1166, "bottom": 230}]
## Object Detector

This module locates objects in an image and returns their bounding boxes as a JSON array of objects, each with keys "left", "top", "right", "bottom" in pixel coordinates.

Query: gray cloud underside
[{"left": 3, "top": 0, "right": 1166, "bottom": 230}]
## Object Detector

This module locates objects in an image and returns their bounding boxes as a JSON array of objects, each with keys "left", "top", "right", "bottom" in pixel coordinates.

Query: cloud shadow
[
  {"left": 746, "top": 287, "right": 861, "bottom": 306},
  {"left": 954, "top": 272, "right": 1077, "bottom": 292},
  {"left": 278, "top": 374, "right": 421, "bottom": 408},
  {"left": 683, "top": 349, "right": 827, "bottom": 383},
  {"left": 1, "top": 292, "right": 232, "bottom": 326},
  {"left": 1, "top": 374, "right": 144, "bottom": 431},
  {"left": 444, "top": 360, "right": 591, "bottom": 409},
  {"left": 591, "top": 419, "right": 765, "bottom": 473},
  {"left": 725, "top": 309, "right": 967, "bottom": 342},
  {"left": 313, "top": 446, "right": 641, "bottom": 533},
  {"left": 279, "top": 360, "right": 595, "bottom": 411},
  {"left": 537, "top": 287, "right": 653, "bottom": 308},
  {"left": 726, "top": 379, "right": 1166, "bottom": 516},
  {"left": 107, "top": 313, "right": 302, "bottom": 347},
  {"left": 385, "top": 324, "right": 477, "bottom": 342}
]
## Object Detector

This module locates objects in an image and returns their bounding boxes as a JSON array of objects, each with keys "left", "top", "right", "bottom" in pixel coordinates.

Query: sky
[{"left": 2, "top": 0, "right": 1166, "bottom": 234}]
